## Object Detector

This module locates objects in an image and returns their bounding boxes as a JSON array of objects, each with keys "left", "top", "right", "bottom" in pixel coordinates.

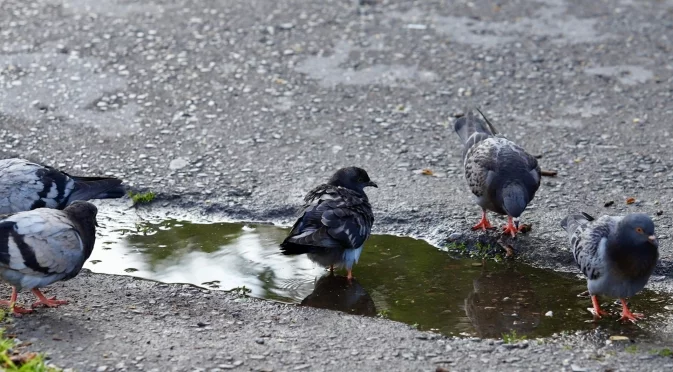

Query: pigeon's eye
[
  {"left": 358, "top": 177, "right": 364, "bottom": 183},
  {"left": 636, "top": 227, "right": 644, "bottom": 234}
]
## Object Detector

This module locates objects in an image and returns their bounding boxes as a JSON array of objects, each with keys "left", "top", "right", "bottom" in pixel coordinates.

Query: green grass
[
  {"left": 0, "top": 327, "right": 60, "bottom": 371},
  {"left": 502, "top": 330, "right": 527, "bottom": 344},
  {"left": 377, "top": 309, "right": 391, "bottom": 319},
  {"left": 128, "top": 191, "right": 156, "bottom": 205},
  {"left": 649, "top": 348, "right": 673, "bottom": 357},
  {"left": 624, "top": 345, "right": 638, "bottom": 354},
  {"left": 231, "top": 286, "right": 252, "bottom": 297},
  {"left": 446, "top": 241, "right": 502, "bottom": 261}
]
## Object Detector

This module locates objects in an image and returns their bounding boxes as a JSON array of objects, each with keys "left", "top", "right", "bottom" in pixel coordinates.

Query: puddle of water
[{"left": 89, "top": 215, "right": 672, "bottom": 340}]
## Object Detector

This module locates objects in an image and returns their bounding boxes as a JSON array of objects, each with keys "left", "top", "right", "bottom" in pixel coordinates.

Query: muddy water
[{"left": 88, "top": 213, "right": 672, "bottom": 340}]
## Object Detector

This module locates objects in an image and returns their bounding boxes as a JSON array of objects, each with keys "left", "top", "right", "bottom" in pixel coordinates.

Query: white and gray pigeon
[
  {"left": 454, "top": 109, "right": 541, "bottom": 237},
  {"left": 0, "top": 201, "right": 98, "bottom": 316},
  {"left": 0, "top": 158, "right": 125, "bottom": 214},
  {"left": 280, "top": 167, "right": 377, "bottom": 280},
  {"left": 561, "top": 212, "right": 659, "bottom": 322}
]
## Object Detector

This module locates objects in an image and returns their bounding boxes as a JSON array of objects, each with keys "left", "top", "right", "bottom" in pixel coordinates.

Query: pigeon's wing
[
  {"left": 569, "top": 215, "right": 620, "bottom": 281},
  {"left": 0, "top": 159, "right": 75, "bottom": 213},
  {"left": 498, "top": 140, "right": 542, "bottom": 191},
  {"left": 0, "top": 209, "right": 86, "bottom": 279},
  {"left": 284, "top": 185, "right": 373, "bottom": 249},
  {"left": 463, "top": 138, "right": 499, "bottom": 199}
]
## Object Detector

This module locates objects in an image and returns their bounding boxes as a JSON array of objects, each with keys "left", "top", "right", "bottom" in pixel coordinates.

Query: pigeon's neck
[
  {"left": 499, "top": 183, "right": 527, "bottom": 218},
  {"left": 65, "top": 212, "right": 97, "bottom": 258},
  {"left": 328, "top": 181, "right": 366, "bottom": 196},
  {"left": 606, "top": 235, "right": 658, "bottom": 280}
]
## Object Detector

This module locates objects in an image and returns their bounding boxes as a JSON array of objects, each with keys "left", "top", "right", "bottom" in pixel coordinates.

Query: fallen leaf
[
  {"left": 609, "top": 335, "right": 630, "bottom": 341},
  {"left": 436, "top": 367, "right": 450, "bottom": 372},
  {"left": 421, "top": 169, "right": 434, "bottom": 176},
  {"left": 626, "top": 197, "right": 636, "bottom": 205},
  {"left": 10, "top": 352, "right": 38, "bottom": 367},
  {"left": 518, "top": 224, "right": 533, "bottom": 233}
]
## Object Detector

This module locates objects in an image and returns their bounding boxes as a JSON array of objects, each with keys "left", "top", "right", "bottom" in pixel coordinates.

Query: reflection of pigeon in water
[
  {"left": 0, "top": 158, "right": 125, "bottom": 214},
  {"left": 301, "top": 273, "right": 376, "bottom": 316},
  {"left": 561, "top": 212, "right": 659, "bottom": 323},
  {"left": 464, "top": 265, "right": 541, "bottom": 338},
  {"left": 281, "top": 167, "right": 376, "bottom": 279},
  {"left": 454, "top": 109, "right": 541, "bottom": 237},
  {"left": 0, "top": 201, "right": 98, "bottom": 316}
]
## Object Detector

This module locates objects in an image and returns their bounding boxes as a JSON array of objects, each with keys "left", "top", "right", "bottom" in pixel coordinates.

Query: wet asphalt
[{"left": 2, "top": 0, "right": 673, "bottom": 370}]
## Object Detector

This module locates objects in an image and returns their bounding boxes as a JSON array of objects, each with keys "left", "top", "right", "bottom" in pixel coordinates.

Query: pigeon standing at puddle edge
[
  {"left": 561, "top": 212, "right": 659, "bottom": 322},
  {"left": 280, "top": 167, "right": 376, "bottom": 280}
]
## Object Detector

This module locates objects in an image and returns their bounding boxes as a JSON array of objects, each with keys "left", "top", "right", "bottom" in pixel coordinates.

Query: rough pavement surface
[{"left": 1, "top": 0, "right": 673, "bottom": 370}]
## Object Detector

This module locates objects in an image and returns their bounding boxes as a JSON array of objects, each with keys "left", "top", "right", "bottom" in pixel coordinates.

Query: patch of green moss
[{"left": 128, "top": 191, "right": 156, "bottom": 205}]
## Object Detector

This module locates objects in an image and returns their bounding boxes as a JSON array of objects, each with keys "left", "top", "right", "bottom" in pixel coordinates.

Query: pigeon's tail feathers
[
  {"left": 68, "top": 176, "right": 126, "bottom": 203},
  {"left": 280, "top": 240, "right": 315, "bottom": 255},
  {"left": 560, "top": 212, "right": 594, "bottom": 234},
  {"left": 454, "top": 108, "right": 495, "bottom": 143}
]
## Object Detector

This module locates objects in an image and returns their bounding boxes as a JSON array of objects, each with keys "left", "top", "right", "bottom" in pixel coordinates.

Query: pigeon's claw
[
  {"left": 590, "top": 295, "right": 610, "bottom": 319},
  {"left": 0, "top": 287, "right": 34, "bottom": 316},
  {"left": 502, "top": 216, "right": 521, "bottom": 238},
  {"left": 471, "top": 211, "right": 493, "bottom": 231},
  {"left": 31, "top": 289, "right": 68, "bottom": 308},
  {"left": 619, "top": 299, "right": 644, "bottom": 323}
]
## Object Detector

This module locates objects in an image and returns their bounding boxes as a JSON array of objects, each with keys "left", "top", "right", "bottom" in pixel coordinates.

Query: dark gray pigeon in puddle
[
  {"left": 281, "top": 167, "right": 376, "bottom": 280},
  {"left": 561, "top": 212, "right": 658, "bottom": 323},
  {"left": 454, "top": 109, "right": 541, "bottom": 237},
  {"left": 0, "top": 201, "right": 98, "bottom": 316},
  {"left": 0, "top": 158, "right": 125, "bottom": 214}
]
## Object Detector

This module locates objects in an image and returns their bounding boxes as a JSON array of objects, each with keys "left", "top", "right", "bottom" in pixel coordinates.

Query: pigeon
[
  {"left": 561, "top": 212, "right": 659, "bottom": 322},
  {"left": 454, "top": 109, "right": 541, "bottom": 237},
  {"left": 280, "top": 167, "right": 377, "bottom": 280},
  {"left": 0, "top": 158, "right": 125, "bottom": 214},
  {"left": 0, "top": 201, "right": 98, "bottom": 315}
]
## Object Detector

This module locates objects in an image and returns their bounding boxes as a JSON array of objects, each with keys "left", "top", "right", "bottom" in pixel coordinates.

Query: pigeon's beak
[
  {"left": 648, "top": 235, "right": 658, "bottom": 246},
  {"left": 366, "top": 181, "right": 378, "bottom": 188}
]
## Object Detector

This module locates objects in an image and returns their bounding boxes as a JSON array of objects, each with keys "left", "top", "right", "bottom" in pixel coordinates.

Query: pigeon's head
[
  {"left": 500, "top": 183, "right": 530, "bottom": 226},
  {"left": 617, "top": 214, "right": 658, "bottom": 249},
  {"left": 64, "top": 201, "right": 99, "bottom": 228},
  {"left": 328, "top": 167, "right": 377, "bottom": 193}
]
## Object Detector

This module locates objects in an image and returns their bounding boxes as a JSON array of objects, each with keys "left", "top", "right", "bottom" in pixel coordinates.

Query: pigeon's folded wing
[
  {"left": 0, "top": 210, "right": 84, "bottom": 278},
  {"left": 285, "top": 186, "right": 373, "bottom": 249},
  {"left": 572, "top": 216, "right": 619, "bottom": 280}
]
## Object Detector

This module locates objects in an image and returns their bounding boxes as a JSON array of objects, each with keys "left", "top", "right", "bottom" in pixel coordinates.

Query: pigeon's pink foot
[
  {"left": 0, "top": 288, "right": 34, "bottom": 316},
  {"left": 618, "top": 299, "right": 644, "bottom": 323},
  {"left": 346, "top": 269, "right": 354, "bottom": 281},
  {"left": 31, "top": 289, "right": 68, "bottom": 308},
  {"left": 591, "top": 295, "right": 610, "bottom": 319},
  {"left": 471, "top": 211, "right": 493, "bottom": 231},
  {"left": 502, "top": 216, "right": 524, "bottom": 238}
]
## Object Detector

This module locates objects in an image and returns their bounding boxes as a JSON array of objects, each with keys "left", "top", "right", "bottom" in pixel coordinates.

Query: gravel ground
[{"left": 1, "top": 0, "right": 673, "bottom": 370}]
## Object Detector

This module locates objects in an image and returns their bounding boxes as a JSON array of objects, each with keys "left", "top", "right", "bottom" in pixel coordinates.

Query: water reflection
[
  {"left": 464, "top": 264, "right": 541, "bottom": 338},
  {"left": 301, "top": 274, "right": 376, "bottom": 316},
  {"left": 88, "top": 211, "right": 671, "bottom": 340}
]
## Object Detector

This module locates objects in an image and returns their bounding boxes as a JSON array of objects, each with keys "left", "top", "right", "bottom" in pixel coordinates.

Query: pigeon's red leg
[
  {"left": 590, "top": 295, "right": 610, "bottom": 319},
  {"left": 0, "top": 287, "right": 33, "bottom": 316},
  {"left": 346, "top": 269, "right": 354, "bottom": 281},
  {"left": 502, "top": 216, "right": 519, "bottom": 237},
  {"left": 329, "top": 265, "right": 334, "bottom": 272},
  {"left": 618, "top": 298, "right": 644, "bottom": 323},
  {"left": 471, "top": 210, "right": 493, "bottom": 231},
  {"left": 31, "top": 289, "right": 68, "bottom": 308}
]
